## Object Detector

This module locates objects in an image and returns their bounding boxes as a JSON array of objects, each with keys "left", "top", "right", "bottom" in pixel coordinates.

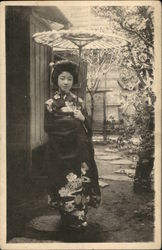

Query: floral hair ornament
[{"left": 49, "top": 62, "right": 55, "bottom": 92}]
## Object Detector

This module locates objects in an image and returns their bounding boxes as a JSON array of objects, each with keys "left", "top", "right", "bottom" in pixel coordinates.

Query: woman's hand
[{"left": 74, "top": 110, "right": 85, "bottom": 122}]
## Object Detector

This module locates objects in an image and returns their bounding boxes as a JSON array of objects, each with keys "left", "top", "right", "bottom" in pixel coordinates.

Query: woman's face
[{"left": 58, "top": 71, "right": 73, "bottom": 93}]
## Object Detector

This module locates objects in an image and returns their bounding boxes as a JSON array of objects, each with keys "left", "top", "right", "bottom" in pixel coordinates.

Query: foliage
[
  {"left": 92, "top": 6, "right": 154, "bottom": 87},
  {"left": 92, "top": 6, "right": 155, "bottom": 136},
  {"left": 92, "top": 6, "right": 155, "bottom": 190}
]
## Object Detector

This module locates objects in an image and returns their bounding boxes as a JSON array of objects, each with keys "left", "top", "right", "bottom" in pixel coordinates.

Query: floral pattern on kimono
[{"left": 44, "top": 91, "right": 101, "bottom": 230}]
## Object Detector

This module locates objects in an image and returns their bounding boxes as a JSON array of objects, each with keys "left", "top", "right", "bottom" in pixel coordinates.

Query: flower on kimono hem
[
  {"left": 66, "top": 172, "right": 78, "bottom": 182},
  {"left": 80, "top": 195, "right": 90, "bottom": 206},
  {"left": 66, "top": 179, "right": 82, "bottom": 191},
  {"left": 58, "top": 187, "right": 74, "bottom": 197}
]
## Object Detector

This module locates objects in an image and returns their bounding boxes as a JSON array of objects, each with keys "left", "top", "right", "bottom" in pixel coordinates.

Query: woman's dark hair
[{"left": 52, "top": 60, "right": 78, "bottom": 88}]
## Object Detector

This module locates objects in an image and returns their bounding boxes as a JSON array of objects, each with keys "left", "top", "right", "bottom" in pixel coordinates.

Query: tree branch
[
  {"left": 120, "top": 20, "right": 153, "bottom": 48},
  {"left": 86, "top": 84, "right": 93, "bottom": 96},
  {"left": 90, "top": 78, "right": 99, "bottom": 90},
  {"left": 94, "top": 79, "right": 101, "bottom": 91},
  {"left": 127, "top": 44, "right": 147, "bottom": 88}
]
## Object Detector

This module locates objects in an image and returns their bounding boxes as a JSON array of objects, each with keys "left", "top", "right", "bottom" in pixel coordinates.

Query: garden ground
[{"left": 8, "top": 144, "right": 154, "bottom": 243}]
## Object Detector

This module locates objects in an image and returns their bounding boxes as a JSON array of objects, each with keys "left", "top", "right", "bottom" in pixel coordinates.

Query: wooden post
[
  {"left": 103, "top": 92, "right": 107, "bottom": 142},
  {"left": 103, "top": 74, "right": 107, "bottom": 141}
]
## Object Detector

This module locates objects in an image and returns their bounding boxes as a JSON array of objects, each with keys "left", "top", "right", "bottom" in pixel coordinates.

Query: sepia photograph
[{"left": 0, "top": 1, "right": 161, "bottom": 249}]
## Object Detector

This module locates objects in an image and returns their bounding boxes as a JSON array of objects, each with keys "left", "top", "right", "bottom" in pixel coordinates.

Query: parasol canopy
[{"left": 32, "top": 29, "right": 129, "bottom": 52}]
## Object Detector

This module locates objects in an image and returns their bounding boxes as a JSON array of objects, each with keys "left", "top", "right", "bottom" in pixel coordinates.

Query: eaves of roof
[{"left": 32, "top": 6, "right": 72, "bottom": 29}]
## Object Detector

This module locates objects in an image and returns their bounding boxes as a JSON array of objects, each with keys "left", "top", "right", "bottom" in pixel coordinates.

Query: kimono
[{"left": 44, "top": 91, "right": 101, "bottom": 230}]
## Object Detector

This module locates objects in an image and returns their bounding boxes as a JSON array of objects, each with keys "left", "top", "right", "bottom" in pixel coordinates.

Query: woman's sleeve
[
  {"left": 82, "top": 107, "right": 93, "bottom": 137},
  {"left": 44, "top": 106, "right": 55, "bottom": 133},
  {"left": 44, "top": 102, "right": 62, "bottom": 133}
]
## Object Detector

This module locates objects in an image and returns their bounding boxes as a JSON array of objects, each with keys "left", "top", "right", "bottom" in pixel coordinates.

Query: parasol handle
[{"left": 77, "top": 46, "right": 82, "bottom": 107}]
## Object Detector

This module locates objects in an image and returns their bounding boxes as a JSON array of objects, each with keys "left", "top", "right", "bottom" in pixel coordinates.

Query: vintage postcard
[{"left": 0, "top": 1, "right": 161, "bottom": 250}]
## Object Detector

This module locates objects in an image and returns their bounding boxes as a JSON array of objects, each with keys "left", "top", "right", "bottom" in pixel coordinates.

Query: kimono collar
[{"left": 53, "top": 91, "right": 77, "bottom": 101}]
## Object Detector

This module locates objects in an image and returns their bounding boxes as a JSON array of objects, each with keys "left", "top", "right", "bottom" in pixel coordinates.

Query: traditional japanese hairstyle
[{"left": 49, "top": 60, "right": 79, "bottom": 89}]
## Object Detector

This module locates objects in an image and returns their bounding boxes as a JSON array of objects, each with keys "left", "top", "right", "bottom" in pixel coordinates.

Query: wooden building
[{"left": 6, "top": 6, "right": 71, "bottom": 203}]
